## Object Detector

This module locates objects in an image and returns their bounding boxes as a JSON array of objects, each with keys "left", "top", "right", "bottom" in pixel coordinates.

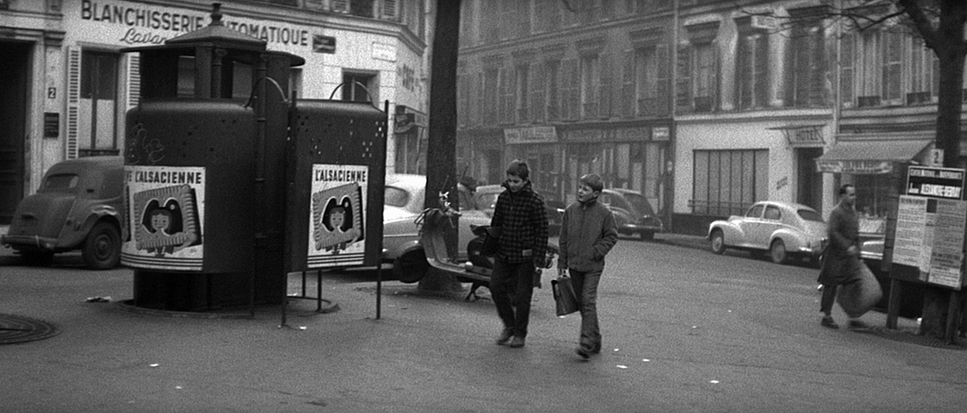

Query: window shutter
[
  {"left": 66, "top": 46, "right": 81, "bottom": 160},
  {"left": 675, "top": 45, "right": 691, "bottom": 112},
  {"left": 562, "top": 58, "right": 579, "bottom": 120},
  {"left": 476, "top": 72, "right": 485, "bottom": 126},
  {"left": 127, "top": 54, "right": 140, "bottom": 110},
  {"left": 755, "top": 35, "right": 769, "bottom": 107},
  {"left": 621, "top": 50, "right": 635, "bottom": 118},
  {"left": 529, "top": 62, "right": 544, "bottom": 123},
  {"left": 599, "top": 54, "right": 612, "bottom": 119},
  {"left": 737, "top": 36, "right": 753, "bottom": 108},
  {"left": 840, "top": 32, "right": 854, "bottom": 107},
  {"left": 382, "top": 0, "right": 399, "bottom": 20},
  {"left": 655, "top": 45, "right": 670, "bottom": 116}
]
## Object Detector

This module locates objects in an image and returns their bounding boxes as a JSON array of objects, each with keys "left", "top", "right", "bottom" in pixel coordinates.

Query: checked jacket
[{"left": 490, "top": 181, "right": 548, "bottom": 265}]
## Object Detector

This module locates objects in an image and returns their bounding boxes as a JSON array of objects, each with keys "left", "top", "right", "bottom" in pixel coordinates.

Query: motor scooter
[{"left": 416, "top": 202, "right": 558, "bottom": 300}]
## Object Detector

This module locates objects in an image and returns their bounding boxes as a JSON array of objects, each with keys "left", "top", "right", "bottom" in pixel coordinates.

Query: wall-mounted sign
[
  {"left": 653, "top": 126, "right": 670, "bottom": 141},
  {"left": 313, "top": 34, "right": 336, "bottom": 54},
  {"left": 372, "top": 42, "right": 397, "bottom": 62},
  {"left": 505, "top": 126, "right": 557, "bottom": 144},
  {"left": 776, "top": 125, "right": 825, "bottom": 147},
  {"left": 44, "top": 113, "right": 59, "bottom": 138},
  {"left": 906, "top": 166, "right": 965, "bottom": 200}
]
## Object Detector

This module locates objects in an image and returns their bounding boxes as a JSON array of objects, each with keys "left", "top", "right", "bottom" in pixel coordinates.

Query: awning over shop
[{"left": 815, "top": 139, "right": 933, "bottom": 174}]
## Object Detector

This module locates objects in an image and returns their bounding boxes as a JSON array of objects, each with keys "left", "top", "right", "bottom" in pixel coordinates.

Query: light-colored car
[
  {"left": 382, "top": 174, "right": 491, "bottom": 283},
  {"left": 707, "top": 201, "right": 827, "bottom": 265},
  {"left": 1, "top": 156, "right": 124, "bottom": 269},
  {"left": 601, "top": 188, "right": 664, "bottom": 241}
]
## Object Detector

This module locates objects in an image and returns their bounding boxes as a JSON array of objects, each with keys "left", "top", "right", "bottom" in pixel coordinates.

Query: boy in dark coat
[
  {"left": 491, "top": 160, "right": 549, "bottom": 348},
  {"left": 558, "top": 173, "right": 618, "bottom": 359}
]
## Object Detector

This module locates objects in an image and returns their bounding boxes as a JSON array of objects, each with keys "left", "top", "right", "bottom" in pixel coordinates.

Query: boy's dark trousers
[
  {"left": 491, "top": 259, "right": 536, "bottom": 338},
  {"left": 570, "top": 269, "right": 602, "bottom": 351}
]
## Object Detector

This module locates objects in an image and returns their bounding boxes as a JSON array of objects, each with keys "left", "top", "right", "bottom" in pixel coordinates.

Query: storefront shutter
[
  {"left": 66, "top": 46, "right": 81, "bottom": 160},
  {"left": 621, "top": 49, "right": 635, "bottom": 118}
]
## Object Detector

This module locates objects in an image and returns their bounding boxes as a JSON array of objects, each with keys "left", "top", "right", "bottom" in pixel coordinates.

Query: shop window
[
  {"left": 342, "top": 72, "right": 376, "bottom": 103},
  {"left": 692, "top": 149, "right": 768, "bottom": 216}
]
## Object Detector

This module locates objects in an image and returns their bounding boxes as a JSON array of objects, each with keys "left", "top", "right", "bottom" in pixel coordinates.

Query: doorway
[
  {"left": 0, "top": 42, "right": 30, "bottom": 224},
  {"left": 796, "top": 147, "right": 824, "bottom": 211}
]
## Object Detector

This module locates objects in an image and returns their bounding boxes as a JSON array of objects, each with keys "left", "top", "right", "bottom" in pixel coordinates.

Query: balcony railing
[
  {"left": 693, "top": 96, "right": 713, "bottom": 113},
  {"left": 857, "top": 95, "right": 881, "bottom": 107}
]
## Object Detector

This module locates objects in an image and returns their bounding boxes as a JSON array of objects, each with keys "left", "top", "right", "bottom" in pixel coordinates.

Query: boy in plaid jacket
[{"left": 491, "top": 160, "right": 549, "bottom": 348}]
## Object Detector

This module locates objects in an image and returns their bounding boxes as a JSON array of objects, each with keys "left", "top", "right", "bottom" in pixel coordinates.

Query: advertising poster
[
  {"left": 121, "top": 166, "right": 205, "bottom": 271},
  {"left": 307, "top": 164, "right": 368, "bottom": 268}
]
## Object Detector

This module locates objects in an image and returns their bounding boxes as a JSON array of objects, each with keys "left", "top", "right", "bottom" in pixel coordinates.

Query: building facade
[
  {"left": 0, "top": 0, "right": 429, "bottom": 224},
  {"left": 457, "top": 0, "right": 967, "bottom": 235},
  {"left": 456, "top": 0, "right": 676, "bottom": 221}
]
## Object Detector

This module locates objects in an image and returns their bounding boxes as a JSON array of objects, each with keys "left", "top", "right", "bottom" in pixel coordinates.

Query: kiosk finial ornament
[{"left": 210, "top": 3, "right": 224, "bottom": 27}]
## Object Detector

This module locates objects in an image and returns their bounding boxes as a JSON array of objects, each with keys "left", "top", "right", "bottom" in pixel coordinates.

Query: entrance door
[
  {"left": 0, "top": 42, "right": 30, "bottom": 224},
  {"left": 797, "top": 147, "right": 824, "bottom": 211}
]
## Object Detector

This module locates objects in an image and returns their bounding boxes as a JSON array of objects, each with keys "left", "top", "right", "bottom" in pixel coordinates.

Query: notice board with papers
[{"left": 885, "top": 166, "right": 967, "bottom": 289}]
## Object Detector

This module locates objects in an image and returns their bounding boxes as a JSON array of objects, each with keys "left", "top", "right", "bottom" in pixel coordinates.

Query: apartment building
[
  {"left": 457, "top": 0, "right": 966, "bottom": 234},
  {"left": 0, "top": 0, "right": 428, "bottom": 224},
  {"left": 456, "top": 0, "right": 676, "bottom": 222}
]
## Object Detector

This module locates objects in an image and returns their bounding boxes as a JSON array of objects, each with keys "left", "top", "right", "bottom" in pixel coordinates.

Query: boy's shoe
[
  {"left": 576, "top": 346, "right": 591, "bottom": 359},
  {"left": 848, "top": 319, "right": 869, "bottom": 329},
  {"left": 495, "top": 329, "right": 513, "bottom": 346},
  {"left": 821, "top": 316, "right": 839, "bottom": 329},
  {"left": 509, "top": 336, "right": 526, "bottom": 348}
]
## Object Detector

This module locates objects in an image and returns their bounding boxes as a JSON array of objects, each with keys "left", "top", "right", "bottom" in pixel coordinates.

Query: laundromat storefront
[{"left": 815, "top": 138, "right": 934, "bottom": 231}]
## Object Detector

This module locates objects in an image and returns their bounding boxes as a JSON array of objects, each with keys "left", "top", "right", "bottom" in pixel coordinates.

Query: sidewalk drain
[{"left": 0, "top": 314, "right": 60, "bottom": 345}]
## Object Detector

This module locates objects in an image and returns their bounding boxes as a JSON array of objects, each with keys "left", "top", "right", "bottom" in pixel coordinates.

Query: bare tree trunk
[
  {"left": 420, "top": 0, "right": 463, "bottom": 292},
  {"left": 916, "top": 0, "right": 967, "bottom": 340}
]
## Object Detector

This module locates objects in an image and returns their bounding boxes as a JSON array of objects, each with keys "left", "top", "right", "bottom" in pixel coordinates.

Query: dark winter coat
[
  {"left": 490, "top": 180, "right": 549, "bottom": 265},
  {"left": 818, "top": 202, "right": 861, "bottom": 286},
  {"left": 558, "top": 197, "right": 618, "bottom": 273}
]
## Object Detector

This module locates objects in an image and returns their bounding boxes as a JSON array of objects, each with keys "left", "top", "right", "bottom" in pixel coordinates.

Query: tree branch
[{"left": 897, "top": 0, "right": 941, "bottom": 50}]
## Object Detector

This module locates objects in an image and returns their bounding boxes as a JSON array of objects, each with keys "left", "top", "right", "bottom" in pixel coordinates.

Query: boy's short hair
[
  {"left": 579, "top": 173, "right": 604, "bottom": 193},
  {"left": 506, "top": 159, "right": 530, "bottom": 180}
]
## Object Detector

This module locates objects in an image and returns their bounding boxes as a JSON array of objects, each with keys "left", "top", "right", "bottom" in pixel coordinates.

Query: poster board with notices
[{"left": 887, "top": 166, "right": 967, "bottom": 289}]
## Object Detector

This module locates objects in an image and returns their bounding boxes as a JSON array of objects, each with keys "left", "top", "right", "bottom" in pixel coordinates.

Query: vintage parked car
[
  {"left": 707, "top": 201, "right": 826, "bottom": 265},
  {"left": 382, "top": 174, "right": 492, "bottom": 283},
  {"left": 600, "top": 188, "right": 664, "bottom": 241},
  {"left": 472, "top": 184, "right": 565, "bottom": 236},
  {"left": 2, "top": 156, "right": 124, "bottom": 269}
]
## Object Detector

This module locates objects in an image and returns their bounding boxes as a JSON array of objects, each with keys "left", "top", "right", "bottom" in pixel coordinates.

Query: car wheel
[
  {"left": 710, "top": 230, "right": 726, "bottom": 254},
  {"left": 640, "top": 231, "right": 655, "bottom": 241},
  {"left": 21, "top": 251, "right": 54, "bottom": 267},
  {"left": 83, "top": 222, "right": 121, "bottom": 270},
  {"left": 770, "top": 239, "right": 788, "bottom": 265},
  {"left": 394, "top": 249, "right": 428, "bottom": 283}
]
